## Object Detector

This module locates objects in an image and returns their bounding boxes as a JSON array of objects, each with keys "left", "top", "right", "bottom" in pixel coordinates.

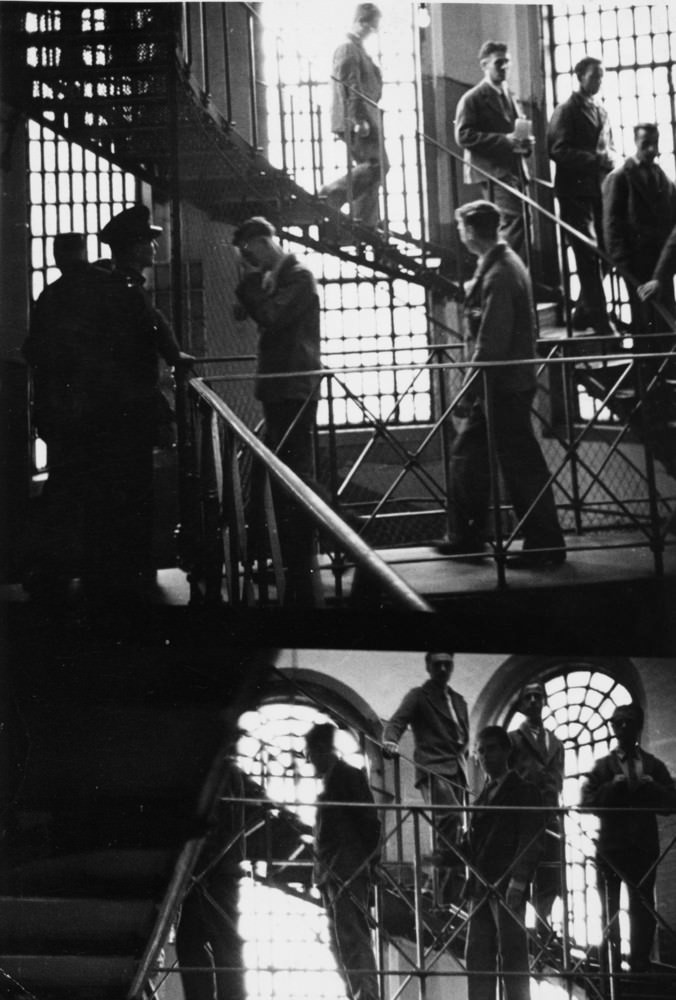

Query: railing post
[
  {"left": 275, "top": 35, "right": 288, "bottom": 175},
  {"left": 307, "top": 62, "right": 320, "bottom": 197},
  {"left": 559, "top": 345, "right": 583, "bottom": 534},
  {"left": 436, "top": 347, "right": 454, "bottom": 540},
  {"left": 484, "top": 371, "right": 507, "bottom": 587},
  {"left": 557, "top": 810, "right": 574, "bottom": 1000},
  {"left": 325, "top": 372, "right": 345, "bottom": 603},
  {"left": 378, "top": 105, "right": 389, "bottom": 235},
  {"left": 220, "top": 3, "right": 233, "bottom": 123},
  {"left": 246, "top": 6, "right": 259, "bottom": 149},
  {"left": 199, "top": 1, "right": 210, "bottom": 100},
  {"left": 412, "top": 809, "right": 427, "bottom": 1000},
  {"left": 634, "top": 357, "right": 665, "bottom": 576}
]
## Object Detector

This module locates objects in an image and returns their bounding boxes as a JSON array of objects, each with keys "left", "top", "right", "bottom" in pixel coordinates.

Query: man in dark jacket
[
  {"left": 581, "top": 702, "right": 676, "bottom": 973},
  {"left": 464, "top": 726, "right": 543, "bottom": 1000},
  {"left": 603, "top": 123, "right": 676, "bottom": 337},
  {"left": 455, "top": 40, "right": 532, "bottom": 257},
  {"left": 383, "top": 652, "right": 469, "bottom": 863},
  {"left": 509, "top": 682, "right": 565, "bottom": 933},
  {"left": 22, "top": 207, "right": 190, "bottom": 602},
  {"left": 547, "top": 56, "right": 615, "bottom": 334},
  {"left": 233, "top": 216, "right": 323, "bottom": 605},
  {"left": 438, "top": 200, "right": 565, "bottom": 568},
  {"left": 305, "top": 723, "right": 381, "bottom": 1000},
  {"left": 320, "top": 3, "right": 387, "bottom": 228}
]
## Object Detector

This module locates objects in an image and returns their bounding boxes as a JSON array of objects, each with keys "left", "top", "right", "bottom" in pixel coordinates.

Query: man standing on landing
[{"left": 438, "top": 200, "right": 566, "bottom": 568}]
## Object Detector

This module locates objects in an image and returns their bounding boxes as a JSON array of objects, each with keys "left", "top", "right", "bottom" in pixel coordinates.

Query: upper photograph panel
[{"left": 1, "top": 2, "right": 675, "bottom": 641}]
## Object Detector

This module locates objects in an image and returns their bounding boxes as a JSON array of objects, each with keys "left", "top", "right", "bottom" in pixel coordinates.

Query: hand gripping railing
[{"left": 176, "top": 374, "right": 433, "bottom": 611}]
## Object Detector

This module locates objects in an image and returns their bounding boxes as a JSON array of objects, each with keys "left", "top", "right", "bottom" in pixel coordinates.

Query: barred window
[
  {"left": 27, "top": 118, "right": 137, "bottom": 301},
  {"left": 237, "top": 701, "right": 366, "bottom": 1000}
]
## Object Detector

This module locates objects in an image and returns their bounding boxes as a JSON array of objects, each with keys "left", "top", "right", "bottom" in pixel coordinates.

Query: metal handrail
[
  {"left": 177, "top": 346, "right": 675, "bottom": 604},
  {"left": 182, "top": 377, "right": 433, "bottom": 613}
]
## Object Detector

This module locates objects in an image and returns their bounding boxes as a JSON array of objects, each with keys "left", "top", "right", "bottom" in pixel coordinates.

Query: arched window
[
  {"left": 236, "top": 698, "right": 372, "bottom": 1000},
  {"left": 504, "top": 666, "right": 634, "bottom": 958}
]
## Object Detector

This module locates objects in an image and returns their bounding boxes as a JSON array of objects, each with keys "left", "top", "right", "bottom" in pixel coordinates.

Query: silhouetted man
[
  {"left": 464, "top": 726, "right": 542, "bottom": 1000},
  {"left": 509, "top": 682, "right": 564, "bottom": 935},
  {"left": 305, "top": 723, "right": 381, "bottom": 1000},
  {"left": 23, "top": 208, "right": 191, "bottom": 603},
  {"left": 581, "top": 703, "right": 676, "bottom": 973}
]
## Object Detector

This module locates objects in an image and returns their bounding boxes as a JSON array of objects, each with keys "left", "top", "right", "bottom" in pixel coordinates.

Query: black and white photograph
[{"left": 1, "top": 2, "right": 676, "bottom": 999}]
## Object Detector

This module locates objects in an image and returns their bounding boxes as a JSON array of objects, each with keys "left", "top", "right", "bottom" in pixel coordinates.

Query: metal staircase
[
  {"left": 3, "top": 1, "right": 461, "bottom": 300},
  {"left": 0, "top": 619, "right": 276, "bottom": 1000}
]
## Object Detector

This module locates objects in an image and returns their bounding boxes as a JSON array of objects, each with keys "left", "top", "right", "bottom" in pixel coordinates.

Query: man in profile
[
  {"left": 320, "top": 3, "right": 387, "bottom": 228},
  {"left": 305, "top": 723, "right": 381, "bottom": 1000},
  {"left": 233, "top": 216, "right": 323, "bottom": 605},
  {"left": 383, "top": 652, "right": 469, "bottom": 868},
  {"left": 581, "top": 702, "right": 676, "bottom": 973},
  {"left": 464, "top": 726, "right": 543, "bottom": 1000},
  {"left": 23, "top": 208, "right": 191, "bottom": 603},
  {"left": 547, "top": 56, "right": 615, "bottom": 335},
  {"left": 455, "top": 40, "right": 533, "bottom": 257},
  {"left": 438, "top": 200, "right": 566, "bottom": 567}
]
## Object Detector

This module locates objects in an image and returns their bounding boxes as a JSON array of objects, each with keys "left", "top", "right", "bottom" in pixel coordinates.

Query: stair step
[
  {"left": 0, "top": 897, "right": 155, "bottom": 954},
  {"left": 0, "top": 955, "right": 136, "bottom": 998},
  {"left": 6, "top": 850, "right": 174, "bottom": 898}
]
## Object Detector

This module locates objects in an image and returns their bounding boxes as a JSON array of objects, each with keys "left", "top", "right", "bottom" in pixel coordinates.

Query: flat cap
[
  {"left": 455, "top": 199, "right": 501, "bottom": 225},
  {"left": 99, "top": 204, "right": 162, "bottom": 247}
]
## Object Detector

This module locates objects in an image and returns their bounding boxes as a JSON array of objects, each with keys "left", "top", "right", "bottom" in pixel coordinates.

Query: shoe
[
  {"left": 508, "top": 547, "right": 567, "bottom": 569},
  {"left": 435, "top": 535, "right": 486, "bottom": 557}
]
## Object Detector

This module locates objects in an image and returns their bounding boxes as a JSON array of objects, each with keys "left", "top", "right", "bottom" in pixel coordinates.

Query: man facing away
[
  {"left": 581, "top": 702, "right": 676, "bottom": 974},
  {"left": 437, "top": 200, "right": 566, "bottom": 568},
  {"left": 603, "top": 122, "right": 676, "bottom": 339},
  {"left": 547, "top": 56, "right": 615, "bottom": 335},
  {"left": 23, "top": 207, "right": 191, "bottom": 603},
  {"left": 233, "top": 216, "right": 323, "bottom": 606},
  {"left": 508, "top": 682, "right": 565, "bottom": 938},
  {"left": 463, "top": 726, "right": 543, "bottom": 1000},
  {"left": 320, "top": 3, "right": 388, "bottom": 229},
  {"left": 305, "top": 723, "right": 381, "bottom": 1000},
  {"left": 383, "top": 652, "right": 469, "bottom": 867},
  {"left": 455, "top": 40, "right": 533, "bottom": 258}
]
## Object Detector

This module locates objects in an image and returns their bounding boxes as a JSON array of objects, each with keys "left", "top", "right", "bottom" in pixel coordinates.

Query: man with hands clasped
[
  {"left": 463, "top": 726, "right": 543, "bottom": 1000},
  {"left": 581, "top": 702, "right": 676, "bottom": 973}
]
